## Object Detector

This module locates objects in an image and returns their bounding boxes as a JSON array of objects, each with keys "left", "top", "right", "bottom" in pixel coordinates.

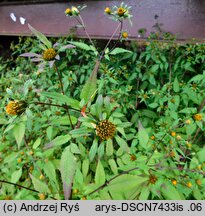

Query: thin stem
[
  {"left": 88, "top": 167, "right": 139, "bottom": 196},
  {"left": 75, "top": 15, "right": 97, "bottom": 51},
  {"left": 0, "top": 180, "right": 57, "bottom": 200},
  {"left": 33, "top": 101, "right": 81, "bottom": 113},
  {"left": 53, "top": 63, "right": 74, "bottom": 129},
  {"left": 108, "top": 21, "right": 123, "bottom": 54},
  {"left": 54, "top": 63, "right": 64, "bottom": 95},
  {"left": 99, "top": 21, "right": 122, "bottom": 60}
]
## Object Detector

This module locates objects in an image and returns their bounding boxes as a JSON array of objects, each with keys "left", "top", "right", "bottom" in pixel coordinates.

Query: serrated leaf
[
  {"left": 173, "top": 77, "right": 180, "bottom": 92},
  {"left": 28, "top": 24, "right": 52, "bottom": 48},
  {"left": 43, "top": 161, "right": 57, "bottom": 184},
  {"left": 40, "top": 92, "right": 80, "bottom": 109},
  {"left": 13, "top": 122, "right": 25, "bottom": 149},
  {"left": 44, "top": 135, "right": 71, "bottom": 149},
  {"left": 69, "top": 41, "right": 92, "bottom": 51},
  {"left": 60, "top": 147, "right": 77, "bottom": 199},
  {"left": 33, "top": 137, "right": 41, "bottom": 149},
  {"left": 95, "top": 160, "right": 105, "bottom": 186},
  {"left": 197, "top": 148, "right": 205, "bottom": 163},
  {"left": 115, "top": 136, "right": 129, "bottom": 152},
  {"left": 11, "top": 168, "right": 22, "bottom": 183},
  {"left": 138, "top": 127, "right": 149, "bottom": 149},
  {"left": 108, "top": 159, "right": 118, "bottom": 175},
  {"left": 80, "top": 61, "right": 99, "bottom": 103},
  {"left": 139, "top": 187, "right": 150, "bottom": 200},
  {"left": 89, "top": 139, "right": 98, "bottom": 162},
  {"left": 109, "top": 48, "right": 132, "bottom": 55},
  {"left": 30, "top": 174, "right": 50, "bottom": 194},
  {"left": 82, "top": 159, "right": 89, "bottom": 179},
  {"left": 69, "top": 127, "right": 90, "bottom": 138},
  {"left": 108, "top": 175, "right": 148, "bottom": 192},
  {"left": 161, "top": 182, "right": 184, "bottom": 199},
  {"left": 106, "top": 139, "right": 113, "bottom": 156}
]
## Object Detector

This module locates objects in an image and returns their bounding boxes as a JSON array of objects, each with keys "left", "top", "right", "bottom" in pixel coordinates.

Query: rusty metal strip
[{"left": 0, "top": 0, "right": 205, "bottom": 40}]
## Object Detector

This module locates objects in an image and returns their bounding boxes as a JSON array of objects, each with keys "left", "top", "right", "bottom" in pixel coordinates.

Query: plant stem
[
  {"left": 54, "top": 63, "right": 64, "bottom": 95},
  {"left": 75, "top": 15, "right": 97, "bottom": 51},
  {"left": 53, "top": 63, "right": 74, "bottom": 129},
  {"left": 99, "top": 21, "right": 122, "bottom": 60},
  {"left": 0, "top": 180, "right": 57, "bottom": 200}
]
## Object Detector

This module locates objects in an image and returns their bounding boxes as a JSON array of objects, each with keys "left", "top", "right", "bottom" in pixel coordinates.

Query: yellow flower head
[
  {"left": 187, "top": 182, "right": 192, "bottom": 188},
  {"left": 38, "top": 193, "right": 46, "bottom": 200},
  {"left": 122, "top": 31, "right": 128, "bottom": 39},
  {"left": 171, "top": 131, "right": 176, "bottom": 137},
  {"left": 65, "top": 8, "right": 72, "bottom": 16},
  {"left": 172, "top": 179, "right": 177, "bottom": 186},
  {"left": 104, "top": 7, "right": 111, "bottom": 14},
  {"left": 43, "top": 48, "right": 56, "bottom": 61},
  {"left": 117, "top": 7, "right": 126, "bottom": 16},
  {"left": 6, "top": 101, "right": 27, "bottom": 116},
  {"left": 185, "top": 119, "right": 191, "bottom": 124},
  {"left": 150, "top": 135, "right": 155, "bottom": 140},
  {"left": 193, "top": 113, "right": 202, "bottom": 121},
  {"left": 96, "top": 120, "right": 116, "bottom": 140},
  {"left": 71, "top": 6, "right": 80, "bottom": 16}
]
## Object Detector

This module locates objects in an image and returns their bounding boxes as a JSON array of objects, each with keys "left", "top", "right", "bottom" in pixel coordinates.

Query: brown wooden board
[{"left": 0, "top": 0, "right": 205, "bottom": 40}]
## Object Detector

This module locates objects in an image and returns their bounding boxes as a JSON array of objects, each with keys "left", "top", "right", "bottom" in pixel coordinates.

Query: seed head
[
  {"left": 96, "top": 120, "right": 116, "bottom": 140},
  {"left": 149, "top": 174, "right": 158, "bottom": 184}
]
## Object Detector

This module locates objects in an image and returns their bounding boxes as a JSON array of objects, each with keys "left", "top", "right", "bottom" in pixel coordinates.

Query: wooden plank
[{"left": 0, "top": 0, "right": 205, "bottom": 40}]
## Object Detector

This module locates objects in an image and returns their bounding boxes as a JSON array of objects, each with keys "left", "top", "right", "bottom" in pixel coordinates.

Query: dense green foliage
[{"left": 0, "top": 32, "right": 205, "bottom": 200}]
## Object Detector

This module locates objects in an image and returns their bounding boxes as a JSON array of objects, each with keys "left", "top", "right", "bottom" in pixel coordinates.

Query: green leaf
[
  {"left": 70, "top": 143, "right": 81, "bottom": 154},
  {"left": 161, "top": 182, "right": 184, "bottom": 199},
  {"left": 151, "top": 64, "right": 159, "bottom": 73},
  {"left": 69, "top": 41, "right": 92, "bottom": 51},
  {"left": 139, "top": 187, "right": 150, "bottom": 200},
  {"left": 40, "top": 92, "right": 80, "bottom": 109},
  {"left": 30, "top": 174, "right": 50, "bottom": 194},
  {"left": 33, "top": 137, "right": 41, "bottom": 149},
  {"left": 197, "top": 148, "right": 205, "bottom": 163},
  {"left": 69, "top": 127, "right": 90, "bottom": 138},
  {"left": 28, "top": 24, "right": 52, "bottom": 48},
  {"left": 51, "top": 116, "right": 77, "bottom": 126},
  {"left": 148, "top": 103, "right": 158, "bottom": 108},
  {"left": 43, "top": 161, "right": 57, "bottom": 185},
  {"left": 11, "top": 168, "right": 22, "bottom": 183},
  {"left": 138, "top": 127, "right": 149, "bottom": 149},
  {"left": 108, "top": 175, "right": 148, "bottom": 192},
  {"left": 95, "top": 160, "right": 105, "bottom": 186},
  {"left": 89, "top": 139, "right": 98, "bottom": 162},
  {"left": 109, "top": 48, "right": 132, "bottom": 55},
  {"left": 82, "top": 159, "right": 89, "bottom": 179},
  {"left": 106, "top": 139, "right": 114, "bottom": 156},
  {"left": 173, "top": 77, "right": 180, "bottom": 92},
  {"left": 45, "top": 135, "right": 71, "bottom": 149},
  {"left": 115, "top": 136, "right": 129, "bottom": 152},
  {"left": 60, "top": 147, "right": 77, "bottom": 199},
  {"left": 108, "top": 159, "right": 118, "bottom": 175},
  {"left": 13, "top": 122, "right": 25, "bottom": 149},
  {"left": 80, "top": 61, "right": 99, "bottom": 103}
]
